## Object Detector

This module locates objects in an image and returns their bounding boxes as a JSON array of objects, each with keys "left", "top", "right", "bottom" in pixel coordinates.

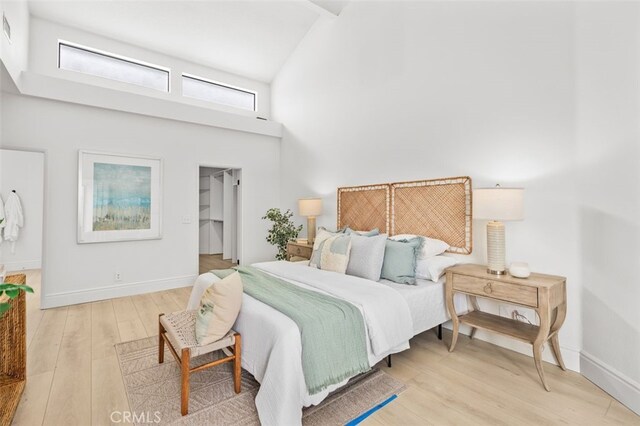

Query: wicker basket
[{"left": 0, "top": 274, "right": 27, "bottom": 426}]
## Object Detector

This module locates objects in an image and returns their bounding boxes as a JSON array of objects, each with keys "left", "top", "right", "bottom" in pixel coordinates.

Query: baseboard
[
  {"left": 41, "top": 274, "right": 197, "bottom": 308},
  {"left": 443, "top": 322, "right": 581, "bottom": 372},
  {"left": 581, "top": 351, "right": 640, "bottom": 416},
  {"left": 4, "top": 259, "right": 42, "bottom": 272}
]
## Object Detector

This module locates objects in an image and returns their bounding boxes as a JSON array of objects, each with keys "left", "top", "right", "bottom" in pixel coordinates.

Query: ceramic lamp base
[
  {"left": 307, "top": 217, "right": 317, "bottom": 245},
  {"left": 486, "top": 220, "right": 506, "bottom": 274}
]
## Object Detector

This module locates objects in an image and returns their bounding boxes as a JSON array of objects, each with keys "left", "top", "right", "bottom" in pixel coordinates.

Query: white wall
[
  {"left": 0, "top": 149, "right": 44, "bottom": 271},
  {"left": 1, "top": 11, "right": 280, "bottom": 138},
  {"left": 15, "top": 17, "right": 280, "bottom": 138},
  {"left": 1, "top": 92, "right": 280, "bottom": 308},
  {"left": 0, "top": 0, "right": 29, "bottom": 87},
  {"left": 273, "top": 0, "right": 580, "bottom": 368},
  {"left": 29, "top": 17, "right": 271, "bottom": 118},
  {"left": 575, "top": 2, "right": 640, "bottom": 414},
  {"left": 272, "top": 0, "right": 640, "bottom": 412}
]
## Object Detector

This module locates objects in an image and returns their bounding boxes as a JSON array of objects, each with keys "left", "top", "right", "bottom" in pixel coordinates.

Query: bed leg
[
  {"left": 386, "top": 355, "right": 392, "bottom": 368},
  {"left": 437, "top": 324, "right": 443, "bottom": 341}
]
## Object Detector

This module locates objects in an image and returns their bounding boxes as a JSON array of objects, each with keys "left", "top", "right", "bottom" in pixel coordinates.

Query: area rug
[{"left": 115, "top": 336, "right": 406, "bottom": 425}]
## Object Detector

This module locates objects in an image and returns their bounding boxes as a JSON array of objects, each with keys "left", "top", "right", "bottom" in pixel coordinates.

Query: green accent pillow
[{"left": 380, "top": 238, "right": 423, "bottom": 285}]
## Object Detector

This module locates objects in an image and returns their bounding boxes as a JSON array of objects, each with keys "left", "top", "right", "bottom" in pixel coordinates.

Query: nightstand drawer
[
  {"left": 287, "top": 243, "right": 313, "bottom": 259},
  {"left": 452, "top": 275, "right": 538, "bottom": 307}
]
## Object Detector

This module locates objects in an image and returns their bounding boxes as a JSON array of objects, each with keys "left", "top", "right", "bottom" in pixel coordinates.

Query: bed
[
  {"left": 379, "top": 275, "right": 467, "bottom": 336},
  {"left": 188, "top": 176, "right": 473, "bottom": 425}
]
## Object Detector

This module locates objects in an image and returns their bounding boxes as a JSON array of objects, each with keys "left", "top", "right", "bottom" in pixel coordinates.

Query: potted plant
[
  {"left": 0, "top": 283, "right": 33, "bottom": 316},
  {"left": 0, "top": 260, "right": 32, "bottom": 424},
  {"left": 262, "top": 208, "right": 303, "bottom": 260},
  {"left": 0, "top": 217, "right": 34, "bottom": 316}
]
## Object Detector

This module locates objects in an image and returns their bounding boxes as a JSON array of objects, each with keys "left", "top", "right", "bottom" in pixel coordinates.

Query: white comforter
[{"left": 187, "top": 261, "right": 414, "bottom": 426}]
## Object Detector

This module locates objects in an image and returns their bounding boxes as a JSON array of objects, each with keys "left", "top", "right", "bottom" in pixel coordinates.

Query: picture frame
[{"left": 77, "top": 150, "right": 163, "bottom": 243}]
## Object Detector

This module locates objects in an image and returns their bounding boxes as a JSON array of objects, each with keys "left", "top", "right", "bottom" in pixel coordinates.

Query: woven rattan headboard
[
  {"left": 337, "top": 184, "right": 390, "bottom": 234},
  {"left": 337, "top": 176, "right": 472, "bottom": 254}
]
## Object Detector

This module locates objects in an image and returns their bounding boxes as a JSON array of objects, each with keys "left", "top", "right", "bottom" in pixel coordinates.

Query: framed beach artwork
[{"left": 78, "top": 150, "right": 163, "bottom": 243}]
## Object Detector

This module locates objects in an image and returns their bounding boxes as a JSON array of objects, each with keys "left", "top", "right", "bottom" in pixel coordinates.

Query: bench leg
[
  {"left": 158, "top": 314, "right": 165, "bottom": 364},
  {"left": 181, "top": 348, "right": 190, "bottom": 416},
  {"left": 234, "top": 333, "right": 242, "bottom": 394}
]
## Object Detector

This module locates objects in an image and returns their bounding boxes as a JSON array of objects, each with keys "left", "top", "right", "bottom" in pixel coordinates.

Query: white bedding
[
  {"left": 256, "top": 261, "right": 414, "bottom": 356},
  {"left": 379, "top": 277, "right": 469, "bottom": 335},
  {"left": 187, "top": 261, "right": 459, "bottom": 425}
]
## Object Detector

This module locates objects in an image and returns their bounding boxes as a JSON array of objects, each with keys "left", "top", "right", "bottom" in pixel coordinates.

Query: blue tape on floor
[{"left": 345, "top": 394, "right": 398, "bottom": 426}]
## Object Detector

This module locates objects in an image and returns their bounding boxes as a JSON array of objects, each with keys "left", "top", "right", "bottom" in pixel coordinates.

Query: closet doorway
[{"left": 198, "top": 166, "right": 241, "bottom": 274}]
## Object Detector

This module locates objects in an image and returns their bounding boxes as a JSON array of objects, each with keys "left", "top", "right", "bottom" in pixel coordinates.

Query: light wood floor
[
  {"left": 11, "top": 269, "right": 640, "bottom": 425},
  {"left": 199, "top": 253, "right": 236, "bottom": 275}
]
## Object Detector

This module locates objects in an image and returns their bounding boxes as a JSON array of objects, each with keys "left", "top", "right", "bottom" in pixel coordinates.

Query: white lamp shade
[
  {"left": 298, "top": 198, "right": 323, "bottom": 217},
  {"left": 474, "top": 187, "right": 524, "bottom": 221}
]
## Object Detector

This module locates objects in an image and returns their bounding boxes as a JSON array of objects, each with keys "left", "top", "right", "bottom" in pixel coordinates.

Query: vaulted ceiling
[{"left": 28, "top": 0, "right": 348, "bottom": 82}]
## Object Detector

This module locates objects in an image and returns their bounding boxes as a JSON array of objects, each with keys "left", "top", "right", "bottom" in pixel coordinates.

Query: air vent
[{"left": 3, "top": 13, "right": 10, "bottom": 42}]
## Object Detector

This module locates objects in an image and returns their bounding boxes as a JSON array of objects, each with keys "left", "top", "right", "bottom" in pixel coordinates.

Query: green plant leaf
[
  {"left": 262, "top": 208, "right": 303, "bottom": 260},
  {"left": 0, "top": 284, "right": 34, "bottom": 293},
  {"left": 5, "top": 289, "right": 19, "bottom": 299},
  {"left": 0, "top": 303, "right": 11, "bottom": 315}
]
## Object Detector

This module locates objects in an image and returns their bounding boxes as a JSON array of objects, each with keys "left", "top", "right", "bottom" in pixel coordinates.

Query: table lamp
[
  {"left": 473, "top": 185, "right": 524, "bottom": 275},
  {"left": 298, "top": 198, "right": 322, "bottom": 245}
]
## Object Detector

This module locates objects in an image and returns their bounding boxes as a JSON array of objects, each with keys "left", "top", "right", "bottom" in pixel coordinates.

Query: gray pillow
[
  {"left": 380, "top": 238, "right": 423, "bottom": 285},
  {"left": 345, "top": 227, "right": 380, "bottom": 237},
  {"left": 346, "top": 234, "right": 387, "bottom": 281},
  {"left": 318, "top": 226, "right": 347, "bottom": 234}
]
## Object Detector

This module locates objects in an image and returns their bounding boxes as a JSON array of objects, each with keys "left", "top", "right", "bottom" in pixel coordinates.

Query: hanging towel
[
  {"left": 0, "top": 195, "right": 5, "bottom": 244},
  {"left": 4, "top": 192, "right": 24, "bottom": 254}
]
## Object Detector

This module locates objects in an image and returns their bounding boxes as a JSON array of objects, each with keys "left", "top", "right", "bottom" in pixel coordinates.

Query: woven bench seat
[
  {"left": 160, "top": 310, "right": 236, "bottom": 357},
  {"left": 159, "top": 311, "right": 241, "bottom": 415}
]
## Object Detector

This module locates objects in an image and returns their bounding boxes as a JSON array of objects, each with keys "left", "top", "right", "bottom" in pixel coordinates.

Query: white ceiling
[{"left": 28, "top": 0, "right": 346, "bottom": 82}]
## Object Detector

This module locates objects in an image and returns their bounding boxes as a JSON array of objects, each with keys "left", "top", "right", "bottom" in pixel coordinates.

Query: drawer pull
[
  {"left": 484, "top": 282, "right": 493, "bottom": 294},
  {"left": 296, "top": 248, "right": 301, "bottom": 254}
]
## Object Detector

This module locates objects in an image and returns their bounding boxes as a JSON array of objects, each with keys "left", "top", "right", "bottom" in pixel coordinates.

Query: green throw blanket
[{"left": 211, "top": 266, "right": 370, "bottom": 395}]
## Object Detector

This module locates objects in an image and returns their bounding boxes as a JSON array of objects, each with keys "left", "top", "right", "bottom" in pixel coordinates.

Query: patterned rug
[{"left": 115, "top": 336, "right": 406, "bottom": 425}]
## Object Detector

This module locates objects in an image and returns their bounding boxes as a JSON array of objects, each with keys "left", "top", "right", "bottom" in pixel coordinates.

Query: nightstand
[
  {"left": 286, "top": 241, "right": 313, "bottom": 261},
  {"left": 445, "top": 264, "right": 567, "bottom": 391}
]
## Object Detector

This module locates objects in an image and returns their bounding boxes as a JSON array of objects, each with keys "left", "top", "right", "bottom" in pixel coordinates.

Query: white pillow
[
  {"left": 195, "top": 271, "right": 243, "bottom": 345},
  {"left": 317, "top": 234, "right": 353, "bottom": 274},
  {"left": 313, "top": 228, "right": 342, "bottom": 248},
  {"left": 310, "top": 228, "right": 341, "bottom": 267},
  {"left": 416, "top": 256, "right": 457, "bottom": 282},
  {"left": 390, "top": 234, "right": 449, "bottom": 259}
]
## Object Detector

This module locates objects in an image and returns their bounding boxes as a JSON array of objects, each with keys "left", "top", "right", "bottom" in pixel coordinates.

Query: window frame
[
  {"left": 182, "top": 72, "right": 257, "bottom": 112},
  {"left": 57, "top": 40, "right": 171, "bottom": 93}
]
